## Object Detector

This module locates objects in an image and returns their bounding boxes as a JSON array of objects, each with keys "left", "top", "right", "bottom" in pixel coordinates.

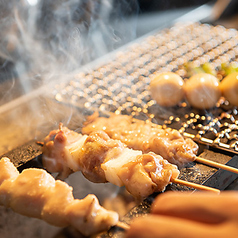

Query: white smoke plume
[
  {"left": 0, "top": 0, "right": 139, "bottom": 144},
  {"left": 0, "top": 1, "right": 138, "bottom": 76},
  {"left": 0, "top": 1, "right": 139, "bottom": 236}
]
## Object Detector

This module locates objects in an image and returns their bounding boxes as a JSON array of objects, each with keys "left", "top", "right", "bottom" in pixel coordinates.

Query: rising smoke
[
  {"left": 0, "top": 2, "right": 139, "bottom": 236},
  {"left": 0, "top": 0, "right": 139, "bottom": 140},
  {"left": 0, "top": 0, "right": 139, "bottom": 87}
]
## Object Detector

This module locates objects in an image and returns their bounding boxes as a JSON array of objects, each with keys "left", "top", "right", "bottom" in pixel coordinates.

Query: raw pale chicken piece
[
  {"left": 41, "top": 180, "right": 74, "bottom": 227},
  {"left": 9, "top": 168, "right": 55, "bottom": 219},
  {"left": 0, "top": 157, "right": 119, "bottom": 236},
  {"left": 66, "top": 194, "right": 119, "bottom": 236}
]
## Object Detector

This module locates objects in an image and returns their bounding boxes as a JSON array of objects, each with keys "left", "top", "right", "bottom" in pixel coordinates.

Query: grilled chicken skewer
[
  {"left": 82, "top": 113, "right": 198, "bottom": 168},
  {"left": 42, "top": 124, "right": 219, "bottom": 198},
  {"left": 0, "top": 157, "right": 119, "bottom": 236},
  {"left": 82, "top": 113, "right": 238, "bottom": 174}
]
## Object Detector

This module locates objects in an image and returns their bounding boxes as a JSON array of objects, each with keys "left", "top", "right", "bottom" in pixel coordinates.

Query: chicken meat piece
[
  {"left": 66, "top": 194, "right": 119, "bottom": 236},
  {"left": 75, "top": 130, "right": 126, "bottom": 183},
  {"left": 43, "top": 125, "right": 126, "bottom": 182},
  {"left": 82, "top": 113, "right": 198, "bottom": 167},
  {"left": 0, "top": 157, "right": 119, "bottom": 236},
  {"left": 42, "top": 126, "right": 179, "bottom": 199},
  {"left": 42, "top": 123, "right": 88, "bottom": 178},
  {"left": 117, "top": 152, "right": 179, "bottom": 199}
]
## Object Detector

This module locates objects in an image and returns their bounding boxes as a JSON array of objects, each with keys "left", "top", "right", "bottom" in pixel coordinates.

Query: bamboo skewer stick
[
  {"left": 117, "top": 221, "right": 130, "bottom": 230},
  {"left": 36, "top": 141, "right": 44, "bottom": 146},
  {"left": 171, "top": 178, "right": 220, "bottom": 194},
  {"left": 116, "top": 179, "right": 220, "bottom": 231},
  {"left": 195, "top": 156, "right": 238, "bottom": 174}
]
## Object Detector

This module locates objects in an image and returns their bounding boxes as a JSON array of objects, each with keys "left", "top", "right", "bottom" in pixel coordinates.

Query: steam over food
[
  {"left": 82, "top": 113, "right": 198, "bottom": 167},
  {"left": 42, "top": 125, "right": 179, "bottom": 199},
  {"left": 220, "top": 72, "right": 238, "bottom": 107},
  {"left": 149, "top": 72, "right": 184, "bottom": 107},
  {"left": 184, "top": 73, "right": 221, "bottom": 109},
  {"left": 0, "top": 157, "right": 118, "bottom": 236}
]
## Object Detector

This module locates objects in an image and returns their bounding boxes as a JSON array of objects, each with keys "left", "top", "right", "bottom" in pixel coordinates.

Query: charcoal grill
[
  {"left": 1, "top": 22, "right": 238, "bottom": 237},
  {"left": 53, "top": 22, "right": 238, "bottom": 237}
]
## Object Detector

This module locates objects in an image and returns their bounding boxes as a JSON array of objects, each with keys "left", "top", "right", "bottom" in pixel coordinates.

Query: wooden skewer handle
[
  {"left": 196, "top": 157, "right": 238, "bottom": 174},
  {"left": 117, "top": 179, "right": 220, "bottom": 231},
  {"left": 117, "top": 221, "right": 130, "bottom": 230},
  {"left": 171, "top": 178, "right": 220, "bottom": 194}
]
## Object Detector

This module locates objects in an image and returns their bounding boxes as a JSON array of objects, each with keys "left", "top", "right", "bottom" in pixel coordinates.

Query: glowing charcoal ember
[{"left": 0, "top": 157, "right": 119, "bottom": 236}]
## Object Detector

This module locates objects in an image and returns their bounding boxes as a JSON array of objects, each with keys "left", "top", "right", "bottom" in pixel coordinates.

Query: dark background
[
  {"left": 138, "top": 0, "right": 238, "bottom": 19},
  {"left": 138, "top": 0, "right": 211, "bottom": 12}
]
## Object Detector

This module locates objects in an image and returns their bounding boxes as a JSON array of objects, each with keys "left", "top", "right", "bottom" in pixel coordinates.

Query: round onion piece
[
  {"left": 220, "top": 72, "right": 238, "bottom": 107},
  {"left": 184, "top": 73, "right": 221, "bottom": 109},
  {"left": 149, "top": 72, "right": 184, "bottom": 107}
]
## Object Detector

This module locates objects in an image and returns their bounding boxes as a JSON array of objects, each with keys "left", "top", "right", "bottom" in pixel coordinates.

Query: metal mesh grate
[{"left": 52, "top": 22, "right": 238, "bottom": 154}]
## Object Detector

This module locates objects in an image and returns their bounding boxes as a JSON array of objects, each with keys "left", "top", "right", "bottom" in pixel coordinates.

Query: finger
[
  {"left": 125, "top": 214, "right": 235, "bottom": 238},
  {"left": 151, "top": 191, "right": 238, "bottom": 223}
]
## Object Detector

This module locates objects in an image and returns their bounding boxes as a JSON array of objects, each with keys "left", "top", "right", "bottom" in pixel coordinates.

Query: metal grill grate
[{"left": 52, "top": 22, "right": 238, "bottom": 154}]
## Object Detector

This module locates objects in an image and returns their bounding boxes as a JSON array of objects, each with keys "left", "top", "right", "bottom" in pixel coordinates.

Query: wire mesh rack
[{"left": 52, "top": 22, "right": 238, "bottom": 154}]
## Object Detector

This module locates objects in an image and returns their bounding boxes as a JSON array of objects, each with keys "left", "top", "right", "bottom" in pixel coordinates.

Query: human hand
[{"left": 126, "top": 191, "right": 238, "bottom": 238}]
